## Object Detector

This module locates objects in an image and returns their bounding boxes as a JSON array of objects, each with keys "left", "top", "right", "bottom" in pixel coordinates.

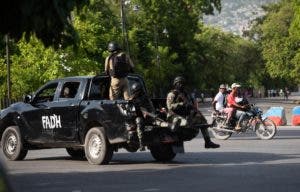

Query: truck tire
[
  {"left": 150, "top": 144, "right": 176, "bottom": 162},
  {"left": 66, "top": 148, "right": 85, "bottom": 159},
  {"left": 1, "top": 126, "right": 28, "bottom": 161},
  {"left": 84, "top": 127, "right": 113, "bottom": 165}
]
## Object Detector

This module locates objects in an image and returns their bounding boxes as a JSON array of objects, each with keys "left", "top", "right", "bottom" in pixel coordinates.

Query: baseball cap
[
  {"left": 219, "top": 84, "right": 226, "bottom": 89},
  {"left": 231, "top": 83, "right": 241, "bottom": 89}
]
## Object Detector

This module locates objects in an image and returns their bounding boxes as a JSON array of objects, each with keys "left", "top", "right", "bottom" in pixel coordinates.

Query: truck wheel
[
  {"left": 1, "top": 126, "right": 28, "bottom": 161},
  {"left": 66, "top": 148, "right": 85, "bottom": 159},
  {"left": 84, "top": 127, "right": 113, "bottom": 165},
  {"left": 150, "top": 144, "right": 176, "bottom": 162}
]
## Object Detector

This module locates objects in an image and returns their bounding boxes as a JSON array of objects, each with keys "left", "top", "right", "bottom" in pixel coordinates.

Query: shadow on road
[
  {"left": 14, "top": 150, "right": 299, "bottom": 166},
  {"left": 8, "top": 151, "right": 300, "bottom": 192},
  {"left": 111, "top": 151, "right": 299, "bottom": 165},
  {"left": 22, "top": 156, "right": 87, "bottom": 161}
]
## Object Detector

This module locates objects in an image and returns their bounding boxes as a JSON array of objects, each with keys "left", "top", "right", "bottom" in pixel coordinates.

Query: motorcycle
[{"left": 210, "top": 104, "right": 277, "bottom": 140}]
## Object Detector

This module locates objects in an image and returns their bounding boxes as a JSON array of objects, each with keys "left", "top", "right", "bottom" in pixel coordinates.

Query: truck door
[
  {"left": 22, "top": 82, "right": 59, "bottom": 142},
  {"left": 49, "top": 81, "right": 82, "bottom": 141}
]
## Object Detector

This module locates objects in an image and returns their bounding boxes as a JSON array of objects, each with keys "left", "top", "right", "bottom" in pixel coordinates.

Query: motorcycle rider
[
  {"left": 129, "top": 82, "right": 155, "bottom": 150},
  {"left": 212, "top": 84, "right": 234, "bottom": 127},
  {"left": 166, "top": 76, "right": 220, "bottom": 149},
  {"left": 227, "top": 83, "right": 247, "bottom": 131}
]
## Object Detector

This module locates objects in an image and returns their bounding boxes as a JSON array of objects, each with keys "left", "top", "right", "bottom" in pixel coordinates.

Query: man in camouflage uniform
[
  {"left": 166, "top": 76, "right": 220, "bottom": 149},
  {"left": 105, "top": 42, "right": 134, "bottom": 100}
]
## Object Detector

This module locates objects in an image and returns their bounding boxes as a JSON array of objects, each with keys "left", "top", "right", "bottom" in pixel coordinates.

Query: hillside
[{"left": 204, "top": 0, "right": 279, "bottom": 35}]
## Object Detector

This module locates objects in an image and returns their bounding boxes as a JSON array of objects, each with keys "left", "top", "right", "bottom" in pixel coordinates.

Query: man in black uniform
[
  {"left": 166, "top": 76, "right": 220, "bottom": 149},
  {"left": 130, "top": 82, "right": 155, "bottom": 150}
]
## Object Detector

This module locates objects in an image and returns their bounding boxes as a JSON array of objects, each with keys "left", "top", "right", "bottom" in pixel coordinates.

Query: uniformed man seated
[{"left": 166, "top": 76, "right": 220, "bottom": 149}]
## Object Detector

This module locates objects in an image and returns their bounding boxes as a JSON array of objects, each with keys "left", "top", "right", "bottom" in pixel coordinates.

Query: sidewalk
[{"left": 249, "top": 93, "right": 300, "bottom": 126}]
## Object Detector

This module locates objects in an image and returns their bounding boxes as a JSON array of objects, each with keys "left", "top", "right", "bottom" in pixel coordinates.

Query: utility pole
[
  {"left": 120, "top": 0, "right": 130, "bottom": 56},
  {"left": 5, "top": 34, "right": 11, "bottom": 103},
  {"left": 154, "top": 25, "right": 162, "bottom": 97},
  {"left": 154, "top": 26, "right": 168, "bottom": 97}
]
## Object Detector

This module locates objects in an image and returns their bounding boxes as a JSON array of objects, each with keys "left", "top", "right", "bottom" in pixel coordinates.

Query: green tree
[
  {"left": 64, "top": 0, "right": 121, "bottom": 75},
  {"left": 248, "top": 0, "right": 300, "bottom": 86},
  {"left": 2, "top": 0, "right": 269, "bottom": 99},
  {"left": 195, "top": 26, "right": 263, "bottom": 90},
  {"left": 124, "top": 0, "right": 222, "bottom": 95},
  {"left": 0, "top": 0, "right": 122, "bottom": 98},
  {"left": 8, "top": 36, "right": 62, "bottom": 97}
]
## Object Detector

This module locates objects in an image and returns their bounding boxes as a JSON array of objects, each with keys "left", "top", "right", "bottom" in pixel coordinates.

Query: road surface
[{"left": 1, "top": 96, "right": 300, "bottom": 192}]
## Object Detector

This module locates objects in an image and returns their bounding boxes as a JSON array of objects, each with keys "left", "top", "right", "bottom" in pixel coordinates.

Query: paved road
[
  {"left": 2, "top": 97, "right": 300, "bottom": 192},
  {"left": 2, "top": 127, "right": 300, "bottom": 192}
]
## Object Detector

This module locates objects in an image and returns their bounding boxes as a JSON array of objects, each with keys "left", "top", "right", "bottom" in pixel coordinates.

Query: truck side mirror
[{"left": 23, "top": 95, "right": 32, "bottom": 103}]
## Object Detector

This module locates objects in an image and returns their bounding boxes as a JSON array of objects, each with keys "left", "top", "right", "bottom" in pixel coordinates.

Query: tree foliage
[
  {"left": 195, "top": 26, "right": 263, "bottom": 89},
  {"left": 0, "top": 0, "right": 272, "bottom": 99},
  {"left": 125, "top": 0, "right": 222, "bottom": 95},
  {"left": 247, "top": 0, "right": 300, "bottom": 85}
]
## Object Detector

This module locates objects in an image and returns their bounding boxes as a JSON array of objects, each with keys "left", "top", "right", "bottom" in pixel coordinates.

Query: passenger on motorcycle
[
  {"left": 212, "top": 84, "right": 234, "bottom": 127},
  {"left": 227, "top": 83, "right": 247, "bottom": 131}
]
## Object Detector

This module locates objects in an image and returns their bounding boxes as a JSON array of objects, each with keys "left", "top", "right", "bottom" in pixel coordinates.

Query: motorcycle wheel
[
  {"left": 255, "top": 118, "right": 277, "bottom": 140},
  {"left": 210, "top": 119, "right": 232, "bottom": 140}
]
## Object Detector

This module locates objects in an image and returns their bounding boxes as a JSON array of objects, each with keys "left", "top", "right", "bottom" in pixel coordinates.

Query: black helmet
[
  {"left": 108, "top": 41, "right": 121, "bottom": 52},
  {"left": 173, "top": 76, "right": 185, "bottom": 86},
  {"left": 131, "top": 82, "right": 144, "bottom": 96}
]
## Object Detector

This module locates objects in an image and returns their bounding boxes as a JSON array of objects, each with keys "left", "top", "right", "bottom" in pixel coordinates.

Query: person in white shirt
[{"left": 212, "top": 84, "right": 234, "bottom": 127}]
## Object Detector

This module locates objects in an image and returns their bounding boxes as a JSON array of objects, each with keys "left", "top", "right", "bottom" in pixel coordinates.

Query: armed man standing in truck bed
[{"left": 105, "top": 41, "right": 134, "bottom": 100}]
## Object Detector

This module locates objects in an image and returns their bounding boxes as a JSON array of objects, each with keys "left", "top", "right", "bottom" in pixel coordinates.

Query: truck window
[
  {"left": 34, "top": 82, "right": 58, "bottom": 103},
  {"left": 60, "top": 82, "right": 80, "bottom": 99},
  {"left": 89, "top": 77, "right": 110, "bottom": 100}
]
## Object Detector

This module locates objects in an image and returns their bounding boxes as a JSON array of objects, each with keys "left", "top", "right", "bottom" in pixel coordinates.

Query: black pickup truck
[{"left": 0, "top": 74, "right": 200, "bottom": 165}]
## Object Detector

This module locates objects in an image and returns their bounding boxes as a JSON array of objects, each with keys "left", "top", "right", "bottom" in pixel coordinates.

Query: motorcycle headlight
[{"left": 255, "top": 107, "right": 263, "bottom": 115}]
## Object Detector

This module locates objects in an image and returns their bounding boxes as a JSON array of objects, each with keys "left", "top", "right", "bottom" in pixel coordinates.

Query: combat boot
[
  {"left": 205, "top": 141, "right": 220, "bottom": 149},
  {"left": 201, "top": 128, "right": 220, "bottom": 149}
]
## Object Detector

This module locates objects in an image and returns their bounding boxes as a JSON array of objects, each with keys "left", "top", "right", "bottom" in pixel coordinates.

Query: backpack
[{"left": 109, "top": 52, "right": 129, "bottom": 78}]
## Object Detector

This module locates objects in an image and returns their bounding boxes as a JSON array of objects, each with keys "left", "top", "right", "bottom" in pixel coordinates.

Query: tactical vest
[
  {"left": 171, "top": 89, "right": 193, "bottom": 116},
  {"left": 108, "top": 52, "right": 129, "bottom": 78}
]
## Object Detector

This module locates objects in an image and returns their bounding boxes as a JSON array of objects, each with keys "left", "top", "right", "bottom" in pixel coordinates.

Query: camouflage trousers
[
  {"left": 168, "top": 111, "right": 211, "bottom": 142},
  {"left": 168, "top": 111, "right": 207, "bottom": 127}
]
